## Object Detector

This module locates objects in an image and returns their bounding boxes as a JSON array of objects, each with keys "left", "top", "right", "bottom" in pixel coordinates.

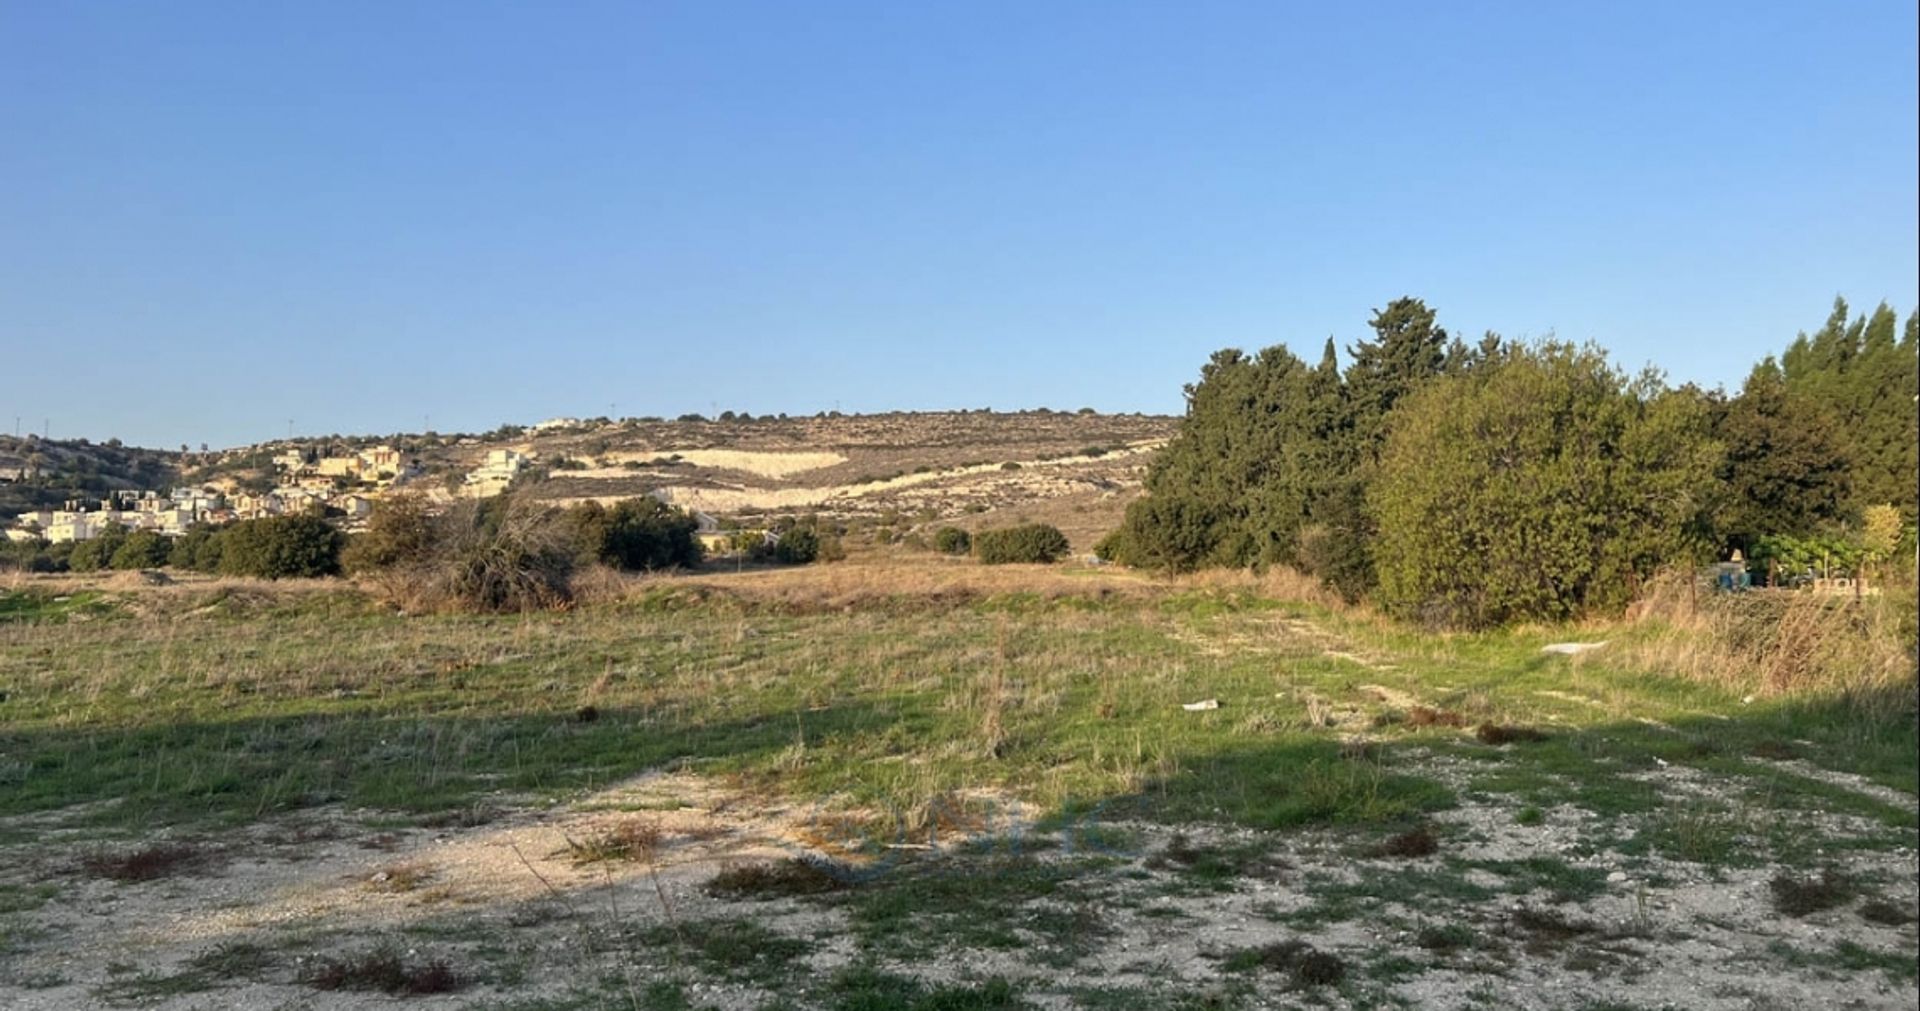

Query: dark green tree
[
  {"left": 569, "top": 497, "right": 702, "bottom": 571},
  {"left": 1716, "top": 361, "right": 1853, "bottom": 546},
  {"left": 110, "top": 528, "right": 173, "bottom": 570},
  {"left": 1344, "top": 297, "right": 1449, "bottom": 456},
  {"left": 68, "top": 523, "right": 129, "bottom": 572},
  {"left": 217, "top": 515, "right": 345, "bottom": 579}
]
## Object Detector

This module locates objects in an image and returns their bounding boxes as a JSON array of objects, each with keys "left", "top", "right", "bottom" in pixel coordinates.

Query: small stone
[{"left": 1607, "top": 871, "right": 1628, "bottom": 883}]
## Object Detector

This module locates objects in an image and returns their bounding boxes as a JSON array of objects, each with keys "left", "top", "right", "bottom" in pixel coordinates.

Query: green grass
[
  {"left": 636, "top": 918, "right": 810, "bottom": 985},
  {"left": 2, "top": 579, "right": 1911, "bottom": 843},
  {"left": 0, "top": 589, "right": 116, "bottom": 624}
]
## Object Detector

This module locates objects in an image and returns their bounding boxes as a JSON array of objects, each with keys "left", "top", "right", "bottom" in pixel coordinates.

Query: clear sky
[{"left": 3, "top": 2, "right": 1915, "bottom": 449}]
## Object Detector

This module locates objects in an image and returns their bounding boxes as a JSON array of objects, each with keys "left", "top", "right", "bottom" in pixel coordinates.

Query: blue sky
[{"left": 3, "top": 2, "right": 1915, "bottom": 449}]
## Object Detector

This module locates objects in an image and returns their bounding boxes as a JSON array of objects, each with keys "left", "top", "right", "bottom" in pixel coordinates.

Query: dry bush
[
  {"left": 564, "top": 817, "right": 664, "bottom": 864},
  {"left": 566, "top": 563, "right": 638, "bottom": 605},
  {"left": 364, "top": 496, "right": 574, "bottom": 614},
  {"left": 1618, "top": 567, "right": 1916, "bottom": 701}
]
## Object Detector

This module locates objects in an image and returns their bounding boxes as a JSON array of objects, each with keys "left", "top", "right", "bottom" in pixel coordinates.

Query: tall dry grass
[{"left": 1619, "top": 568, "right": 1917, "bottom": 703}]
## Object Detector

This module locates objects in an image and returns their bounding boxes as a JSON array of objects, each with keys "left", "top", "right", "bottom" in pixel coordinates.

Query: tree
[
  {"left": 217, "top": 515, "right": 344, "bottom": 579},
  {"left": 172, "top": 523, "right": 224, "bottom": 573},
  {"left": 110, "top": 528, "right": 173, "bottom": 570},
  {"left": 1104, "top": 302, "right": 1448, "bottom": 593},
  {"left": 1715, "top": 362, "right": 1852, "bottom": 547},
  {"left": 1344, "top": 297, "right": 1449, "bottom": 456},
  {"left": 1777, "top": 298, "right": 1919, "bottom": 520},
  {"left": 570, "top": 497, "right": 701, "bottom": 571},
  {"left": 1370, "top": 342, "right": 1720, "bottom": 628},
  {"left": 68, "top": 523, "right": 129, "bottom": 572},
  {"left": 341, "top": 494, "right": 437, "bottom": 573}
]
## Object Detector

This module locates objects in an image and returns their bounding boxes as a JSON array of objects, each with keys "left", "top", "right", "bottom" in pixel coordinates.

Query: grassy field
[{"left": 1, "top": 562, "right": 1914, "bottom": 1009}]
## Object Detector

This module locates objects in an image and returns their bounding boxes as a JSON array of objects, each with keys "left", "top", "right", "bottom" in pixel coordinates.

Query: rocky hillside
[{"left": 0, "top": 436, "right": 182, "bottom": 519}]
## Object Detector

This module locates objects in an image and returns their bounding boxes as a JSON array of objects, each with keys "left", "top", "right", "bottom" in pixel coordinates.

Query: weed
[
  {"left": 1416, "top": 923, "right": 1476, "bottom": 952},
  {"left": 1146, "top": 834, "right": 1286, "bottom": 890},
  {"left": 1858, "top": 898, "right": 1916, "bottom": 926},
  {"left": 828, "top": 964, "right": 1031, "bottom": 1009},
  {"left": 1476, "top": 723, "right": 1548, "bottom": 745},
  {"left": 1217, "top": 939, "right": 1347, "bottom": 987},
  {"left": 638, "top": 918, "right": 809, "bottom": 984},
  {"left": 1368, "top": 824, "right": 1439, "bottom": 858},
  {"left": 79, "top": 843, "right": 206, "bottom": 882},
  {"left": 366, "top": 862, "right": 434, "bottom": 893},
  {"left": 1407, "top": 706, "right": 1467, "bottom": 728},
  {"left": 564, "top": 818, "right": 663, "bottom": 864},
  {"left": 1769, "top": 869, "right": 1854, "bottom": 917},
  {"left": 304, "top": 946, "right": 461, "bottom": 995},
  {"left": 704, "top": 856, "right": 852, "bottom": 899},
  {"left": 1510, "top": 906, "right": 1596, "bottom": 954}
]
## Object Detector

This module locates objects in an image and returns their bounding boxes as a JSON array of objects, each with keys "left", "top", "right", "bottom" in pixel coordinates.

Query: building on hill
[
  {"left": 282, "top": 444, "right": 413, "bottom": 486},
  {"left": 464, "top": 449, "right": 533, "bottom": 496}
]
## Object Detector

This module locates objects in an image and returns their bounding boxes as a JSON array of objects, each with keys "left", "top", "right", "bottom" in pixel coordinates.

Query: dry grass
[
  {"left": 1616, "top": 568, "right": 1917, "bottom": 703},
  {"left": 588, "top": 556, "right": 1351, "bottom": 616},
  {"left": 564, "top": 818, "right": 666, "bottom": 865}
]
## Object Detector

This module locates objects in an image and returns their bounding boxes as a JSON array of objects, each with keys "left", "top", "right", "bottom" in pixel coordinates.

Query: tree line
[{"left": 1098, "top": 297, "right": 1918, "bottom": 627}]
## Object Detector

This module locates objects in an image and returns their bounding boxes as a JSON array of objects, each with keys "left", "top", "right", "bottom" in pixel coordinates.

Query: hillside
[
  {"left": 481, "top": 411, "right": 1177, "bottom": 548},
  {"left": 25, "top": 411, "right": 1179, "bottom": 550},
  {"left": 0, "top": 436, "right": 182, "bottom": 519}
]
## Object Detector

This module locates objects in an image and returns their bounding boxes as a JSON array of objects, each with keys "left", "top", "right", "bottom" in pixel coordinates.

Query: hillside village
[
  {"left": 2, "top": 443, "right": 419, "bottom": 545},
  {"left": 0, "top": 411, "right": 1177, "bottom": 552}
]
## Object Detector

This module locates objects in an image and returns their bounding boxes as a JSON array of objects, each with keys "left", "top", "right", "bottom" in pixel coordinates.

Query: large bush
[
  {"left": 773, "top": 526, "right": 820, "bottom": 564},
  {"left": 1370, "top": 342, "right": 1719, "bottom": 628},
  {"left": 217, "top": 514, "right": 345, "bottom": 579},
  {"left": 974, "top": 523, "right": 1072, "bottom": 564},
  {"left": 432, "top": 497, "right": 575, "bottom": 612},
  {"left": 341, "top": 493, "right": 437, "bottom": 573},
  {"left": 67, "top": 523, "right": 129, "bottom": 572},
  {"left": 932, "top": 527, "right": 971, "bottom": 555},
  {"left": 587, "top": 497, "right": 702, "bottom": 571}
]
